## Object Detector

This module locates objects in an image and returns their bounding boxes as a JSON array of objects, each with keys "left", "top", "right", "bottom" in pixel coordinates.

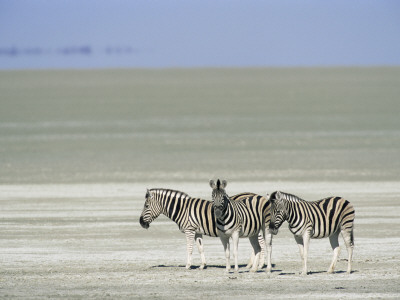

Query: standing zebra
[
  {"left": 268, "top": 191, "right": 355, "bottom": 275},
  {"left": 210, "top": 179, "right": 271, "bottom": 273},
  {"left": 139, "top": 188, "right": 270, "bottom": 270},
  {"left": 228, "top": 192, "right": 273, "bottom": 272}
]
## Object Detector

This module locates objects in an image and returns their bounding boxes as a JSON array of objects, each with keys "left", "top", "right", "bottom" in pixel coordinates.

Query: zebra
[
  {"left": 228, "top": 192, "right": 273, "bottom": 272},
  {"left": 268, "top": 191, "right": 355, "bottom": 275},
  {"left": 139, "top": 188, "right": 271, "bottom": 270},
  {"left": 210, "top": 179, "right": 271, "bottom": 273}
]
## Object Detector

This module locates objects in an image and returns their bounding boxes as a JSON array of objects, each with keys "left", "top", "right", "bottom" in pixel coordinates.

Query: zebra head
[
  {"left": 139, "top": 189, "right": 161, "bottom": 229},
  {"left": 269, "top": 191, "right": 288, "bottom": 235},
  {"left": 210, "top": 179, "right": 228, "bottom": 219}
]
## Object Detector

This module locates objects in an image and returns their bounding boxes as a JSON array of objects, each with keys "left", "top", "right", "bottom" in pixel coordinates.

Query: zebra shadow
[
  {"left": 307, "top": 270, "right": 358, "bottom": 275},
  {"left": 152, "top": 264, "right": 259, "bottom": 270},
  {"left": 152, "top": 264, "right": 281, "bottom": 272},
  {"left": 277, "top": 270, "right": 357, "bottom": 276},
  {"left": 276, "top": 271, "right": 325, "bottom": 276},
  {"left": 332, "top": 270, "right": 357, "bottom": 274},
  {"left": 151, "top": 264, "right": 193, "bottom": 269}
]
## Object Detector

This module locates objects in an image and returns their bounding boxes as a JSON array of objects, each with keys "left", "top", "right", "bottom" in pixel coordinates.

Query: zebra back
[{"left": 232, "top": 192, "right": 271, "bottom": 227}]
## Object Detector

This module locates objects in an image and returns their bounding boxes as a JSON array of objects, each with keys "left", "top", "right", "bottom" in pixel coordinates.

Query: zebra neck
[
  {"left": 158, "top": 191, "right": 190, "bottom": 222},
  {"left": 216, "top": 200, "right": 234, "bottom": 223},
  {"left": 284, "top": 198, "right": 304, "bottom": 225}
]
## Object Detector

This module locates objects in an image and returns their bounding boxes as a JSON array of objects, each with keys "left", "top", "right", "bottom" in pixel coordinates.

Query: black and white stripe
[
  {"left": 139, "top": 188, "right": 269, "bottom": 270},
  {"left": 269, "top": 191, "right": 355, "bottom": 274},
  {"left": 210, "top": 179, "right": 271, "bottom": 272}
]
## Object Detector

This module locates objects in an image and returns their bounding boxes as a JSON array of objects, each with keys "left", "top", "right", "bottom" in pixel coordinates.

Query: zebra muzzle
[
  {"left": 269, "top": 227, "right": 278, "bottom": 235},
  {"left": 139, "top": 216, "right": 150, "bottom": 229},
  {"left": 214, "top": 208, "right": 223, "bottom": 218}
]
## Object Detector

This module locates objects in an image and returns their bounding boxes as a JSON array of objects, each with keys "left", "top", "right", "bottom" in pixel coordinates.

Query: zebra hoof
[
  {"left": 185, "top": 264, "right": 191, "bottom": 270},
  {"left": 199, "top": 264, "right": 206, "bottom": 270},
  {"left": 250, "top": 268, "right": 258, "bottom": 273},
  {"left": 258, "top": 260, "right": 265, "bottom": 268}
]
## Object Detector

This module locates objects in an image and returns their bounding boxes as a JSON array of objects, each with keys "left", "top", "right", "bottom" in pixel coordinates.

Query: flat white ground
[{"left": 1, "top": 181, "right": 399, "bottom": 299}]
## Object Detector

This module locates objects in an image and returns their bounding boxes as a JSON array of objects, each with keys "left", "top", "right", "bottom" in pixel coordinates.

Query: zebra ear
[
  {"left": 221, "top": 180, "right": 227, "bottom": 189},
  {"left": 276, "top": 191, "right": 282, "bottom": 200},
  {"left": 268, "top": 193, "right": 275, "bottom": 203},
  {"left": 209, "top": 180, "right": 216, "bottom": 189}
]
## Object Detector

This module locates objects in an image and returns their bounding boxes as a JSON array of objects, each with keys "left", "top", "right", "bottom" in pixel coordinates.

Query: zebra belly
[
  {"left": 177, "top": 224, "right": 218, "bottom": 237},
  {"left": 311, "top": 228, "right": 340, "bottom": 239},
  {"left": 216, "top": 225, "right": 241, "bottom": 236},
  {"left": 197, "top": 228, "right": 218, "bottom": 237},
  {"left": 289, "top": 225, "right": 337, "bottom": 239},
  {"left": 239, "top": 227, "right": 260, "bottom": 237},
  {"left": 217, "top": 225, "right": 258, "bottom": 238}
]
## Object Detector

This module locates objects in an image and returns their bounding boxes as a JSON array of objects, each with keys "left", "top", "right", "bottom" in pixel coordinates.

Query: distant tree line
[{"left": 0, "top": 46, "right": 137, "bottom": 56}]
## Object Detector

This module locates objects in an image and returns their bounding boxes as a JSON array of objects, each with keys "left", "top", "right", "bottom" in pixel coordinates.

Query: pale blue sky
[{"left": 0, "top": 0, "right": 399, "bottom": 69}]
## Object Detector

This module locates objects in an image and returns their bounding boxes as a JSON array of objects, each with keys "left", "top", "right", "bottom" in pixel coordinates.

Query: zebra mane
[
  {"left": 149, "top": 188, "right": 190, "bottom": 198},
  {"left": 279, "top": 191, "right": 305, "bottom": 202}
]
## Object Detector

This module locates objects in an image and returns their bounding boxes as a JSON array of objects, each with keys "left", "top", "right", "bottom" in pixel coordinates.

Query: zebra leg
[
  {"left": 232, "top": 231, "right": 240, "bottom": 272},
  {"left": 341, "top": 228, "right": 354, "bottom": 274},
  {"left": 246, "top": 233, "right": 264, "bottom": 270},
  {"left": 195, "top": 233, "right": 206, "bottom": 270},
  {"left": 265, "top": 231, "right": 273, "bottom": 273},
  {"left": 246, "top": 248, "right": 254, "bottom": 269},
  {"left": 327, "top": 231, "right": 340, "bottom": 274},
  {"left": 184, "top": 230, "right": 195, "bottom": 269},
  {"left": 258, "top": 232, "right": 266, "bottom": 269},
  {"left": 294, "top": 235, "right": 304, "bottom": 261},
  {"left": 301, "top": 232, "right": 311, "bottom": 275},
  {"left": 248, "top": 234, "right": 261, "bottom": 272},
  {"left": 220, "top": 235, "right": 231, "bottom": 272}
]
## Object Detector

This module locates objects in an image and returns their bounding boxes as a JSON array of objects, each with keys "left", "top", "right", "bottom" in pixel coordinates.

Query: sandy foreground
[{"left": 0, "top": 181, "right": 399, "bottom": 299}]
